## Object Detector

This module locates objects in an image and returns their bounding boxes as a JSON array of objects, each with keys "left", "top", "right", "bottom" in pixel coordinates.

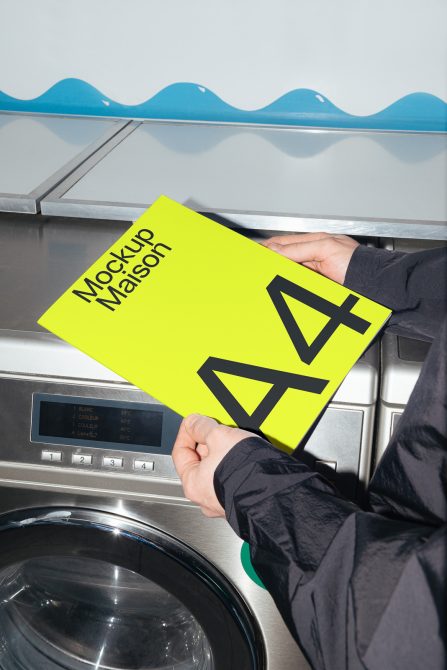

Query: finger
[
  {"left": 172, "top": 418, "right": 201, "bottom": 478},
  {"left": 196, "top": 443, "right": 209, "bottom": 459},
  {"left": 184, "top": 414, "right": 219, "bottom": 446},
  {"left": 263, "top": 232, "right": 330, "bottom": 246},
  {"left": 265, "top": 239, "right": 329, "bottom": 264}
]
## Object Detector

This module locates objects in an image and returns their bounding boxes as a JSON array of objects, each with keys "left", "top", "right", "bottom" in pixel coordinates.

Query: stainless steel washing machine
[
  {"left": 0, "top": 215, "right": 379, "bottom": 669},
  {"left": 0, "top": 214, "right": 312, "bottom": 669},
  {"left": 0, "top": 341, "right": 306, "bottom": 670}
]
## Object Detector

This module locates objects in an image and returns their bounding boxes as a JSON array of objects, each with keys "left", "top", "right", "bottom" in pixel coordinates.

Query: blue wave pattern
[{"left": 0, "top": 79, "right": 446, "bottom": 131}]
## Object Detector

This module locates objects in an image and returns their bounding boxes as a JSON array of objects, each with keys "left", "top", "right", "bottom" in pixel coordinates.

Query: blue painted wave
[{"left": 0, "top": 79, "right": 446, "bottom": 131}]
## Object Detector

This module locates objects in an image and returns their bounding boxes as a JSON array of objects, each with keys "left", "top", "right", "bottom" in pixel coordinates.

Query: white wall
[{"left": 1, "top": 0, "right": 446, "bottom": 127}]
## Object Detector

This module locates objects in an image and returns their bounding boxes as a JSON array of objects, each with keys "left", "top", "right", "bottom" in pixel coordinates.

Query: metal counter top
[
  {"left": 41, "top": 121, "right": 447, "bottom": 239},
  {"left": 0, "top": 113, "right": 128, "bottom": 214},
  {"left": 0, "top": 213, "right": 129, "bottom": 332}
]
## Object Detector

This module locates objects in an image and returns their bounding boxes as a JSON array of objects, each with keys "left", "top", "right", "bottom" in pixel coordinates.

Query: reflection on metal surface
[
  {"left": 0, "top": 556, "right": 212, "bottom": 669},
  {"left": 0, "top": 114, "right": 129, "bottom": 214},
  {"left": 40, "top": 121, "right": 447, "bottom": 239},
  {"left": 0, "top": 490, "right": 305, "bottom": 669}
]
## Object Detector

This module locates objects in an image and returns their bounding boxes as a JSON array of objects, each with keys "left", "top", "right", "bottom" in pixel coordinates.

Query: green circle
[{"left": 240, "top": 542, "right": 266, "bottom": 590}]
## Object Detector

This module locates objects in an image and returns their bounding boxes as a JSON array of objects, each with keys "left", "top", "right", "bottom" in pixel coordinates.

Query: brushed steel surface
[
  {"left": 333, "top": 340, "right": 378, "bottom": 405},
  {"left": 0, "top": 486, "right": 309, "bottom": 669},
  {"left": 0, "top": 369, "right": 375, "bottom": 496},
  {"left": 0, "top": 213, "right": 130, "bottom": 332},
  {"left": 381, "top": 334, "right": 426, "bottom": 405},
  {"left": 382, "top": 237, "right": 447, "bottom": 252},
  {"left": 374, "top": 403, "right": 399, "bottom": 467},
  {"left": 304, "top": 406, "right": 363, "bottom": 497},
  {"left": 0, "top": 330, "right": 126, "bottom": 381},
  {"left": 0, "top": 114, "right": 129, "bottom": 213},
  {"left": 375, "top": 334, "right": 428, "bottom": 466},
  {"left": 40, "top": 120, "right": 447, "bottom": 239},
  {"left": 0, "top": 377, "right": 181, "bottom": 479}
]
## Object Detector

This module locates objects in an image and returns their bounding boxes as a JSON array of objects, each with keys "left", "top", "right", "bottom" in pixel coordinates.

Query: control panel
[
  {"left": 30, "top": 393, "right": 182, "bottom": 476},
  {"left": 0, "top": 377, "right": 182, "bottom": 479}
]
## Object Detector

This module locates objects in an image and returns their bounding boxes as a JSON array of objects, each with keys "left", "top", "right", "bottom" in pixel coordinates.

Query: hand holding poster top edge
[{"left": 263, "top": 232, "right": 359, "bottom": 284}]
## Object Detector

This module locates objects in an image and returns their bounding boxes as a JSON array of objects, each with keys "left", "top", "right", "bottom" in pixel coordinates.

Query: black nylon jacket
[{"left": 214, "top": 246, "right": 447, "bottom": 670}]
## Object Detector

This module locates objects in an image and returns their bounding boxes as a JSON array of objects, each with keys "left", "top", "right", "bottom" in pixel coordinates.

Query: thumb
[{"left": 184, "top": 413, "right": 219, "bottom": 445}]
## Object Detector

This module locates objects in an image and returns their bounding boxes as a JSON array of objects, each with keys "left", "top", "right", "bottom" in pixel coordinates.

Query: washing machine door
[{"left": 0, "top": 508, "right": 263, "bottom": 670}]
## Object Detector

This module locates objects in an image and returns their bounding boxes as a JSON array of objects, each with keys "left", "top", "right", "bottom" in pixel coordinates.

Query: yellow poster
[{"left": 38, "top": 196, "right": 390, "bottom": 452}]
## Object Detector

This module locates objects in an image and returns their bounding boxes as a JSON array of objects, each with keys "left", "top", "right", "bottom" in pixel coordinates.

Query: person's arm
[
  {"left": 343, "top": 245, "right": 447, "bottom": 342},
  {"left": 263, "top": 233, "right": 447, "bottom": 342},
  {"left": 172, "top": 417, "right": 446, "bottom": 670},
  {"left": 214, "top": 439, "right": 446, "bottom": 670}
]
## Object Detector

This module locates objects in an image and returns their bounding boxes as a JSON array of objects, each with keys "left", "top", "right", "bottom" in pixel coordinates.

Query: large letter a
[{"left": 197, "top": 357, "right": 328, "bottom": 432}]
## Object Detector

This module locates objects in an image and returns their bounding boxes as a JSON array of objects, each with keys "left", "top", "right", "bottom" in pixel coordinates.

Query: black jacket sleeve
[
  {"left": 213, "top": 246, "right": 447, "bottom": 669},
  {"left": 343, "top": 245, "right": 447, "bottom": 342},
  {"left": 214, "top": 439, "right": 446, "bottom": 670},
  {"left": 368, "top": 314, "right": 447, "bottom": 526}
]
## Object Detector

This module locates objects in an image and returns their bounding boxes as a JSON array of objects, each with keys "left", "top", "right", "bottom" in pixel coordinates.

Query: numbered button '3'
[{"left": 103, "top": 457, "right": 123, "bottom": 468}]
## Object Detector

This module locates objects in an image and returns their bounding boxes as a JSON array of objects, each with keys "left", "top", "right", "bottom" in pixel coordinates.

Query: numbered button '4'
[{"left": 134, "top": 460, "right": 154, "bottom": 471}]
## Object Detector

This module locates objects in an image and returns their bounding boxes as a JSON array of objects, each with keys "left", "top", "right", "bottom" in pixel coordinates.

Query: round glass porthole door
[
  {"left": 0, "top": 509, "right": 264, "bottom": 670},
  {"left": 0, "top": 556, "right": 211, "bottom": 669}
]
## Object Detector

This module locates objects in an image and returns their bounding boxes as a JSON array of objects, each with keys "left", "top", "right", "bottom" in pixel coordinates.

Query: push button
[
  {"left": 103, "top": 457, "right": 123, "bottom": 468},
  {"left": 41, "top": 451, "right": 62, "bottom": 462},
  {"left": 72, "top": 454, "right": 93, "bottom": 466},
  {"left": 134, "top": 460, "right": 154, "bottom": 472}
]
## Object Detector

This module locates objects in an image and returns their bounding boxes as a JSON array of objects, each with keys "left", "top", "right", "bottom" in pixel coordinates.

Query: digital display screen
[{"left": 39, "top": 401, "right": 163, "bottom": 447}]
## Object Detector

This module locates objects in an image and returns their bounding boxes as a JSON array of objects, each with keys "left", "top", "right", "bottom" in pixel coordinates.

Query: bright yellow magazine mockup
[{"left": 38, "top": 196, "right": 390, "bottom": 452}]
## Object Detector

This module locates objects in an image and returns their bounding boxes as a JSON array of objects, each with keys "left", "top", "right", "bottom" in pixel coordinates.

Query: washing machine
[
  {"left": 0, "top": 214, "right": 314, "bottom": 670},
  {"left": 0, "top": 332, "right": 306, "bottom": 670},
  {"left": 0, "top": 215, "right": 379, "bottom": 669}
]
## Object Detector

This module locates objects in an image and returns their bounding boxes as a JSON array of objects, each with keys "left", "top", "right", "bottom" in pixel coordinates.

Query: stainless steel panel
[
  {"left": 304, "top": 406, "right": 366, "bottom": 498},
  {"left": 0, "top": 376, "right": 181, "bottom": 481},
  {"left": 397, "top": 337, "right": 431, "bottom": 362},
  {"left": 0, "top": 213, "right": 130, "bottom": 334},
  {"left": 333, "top": 340, "right": 378, "bottom": 405},
  {"left": 305, "top": 342, "right": 378, "bottom": 496},
  {"left": 0, "top": 485, "right": 309, "bottom": 669},
  {"left": 381, "top": 237, "right": 447, "bottom": 252},
  {"left": 391, "top": 412, "right": 402, "bottom": 435},
  {"left": 0, "top": 330, "right": 126, "bottom": 382},
  {"left": 381, "top": 334, "right": 428, "bottom": 405},
  {"left": 41, "top": 121, "right": 447, "bottom": 240},
  {"left": 375, "top": 334, "right": 428, "bottom": 465},
  {"left": 0, "top": 113, "right": 129, "bottom": 213}
]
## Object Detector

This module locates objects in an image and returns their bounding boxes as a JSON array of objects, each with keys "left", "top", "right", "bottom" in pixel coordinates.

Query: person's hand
[
  {"left": 172, "top": 414, "right": 255, "bottom": 517},
  {"left": 263, "top": 232, "right": 359, "bottom": 284}
]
